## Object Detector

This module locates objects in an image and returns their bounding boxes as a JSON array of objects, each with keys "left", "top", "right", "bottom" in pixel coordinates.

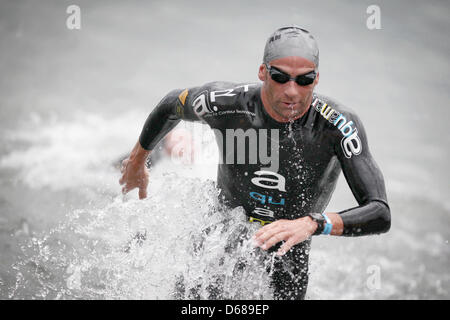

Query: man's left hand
[{"left": 253, "top": 217, "right": 317, "bottom": 256}]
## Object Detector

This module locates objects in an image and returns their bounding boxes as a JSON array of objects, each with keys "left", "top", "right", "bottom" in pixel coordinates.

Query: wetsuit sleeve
[
  {"left": 334, "top": 113, "right": 391, "bottom": 236},
  {"left": 138, "top": 86, "right": 207, "bottom": 151},
  {"left": 139, "top": 81, "right": 240, "bottom": 150}
]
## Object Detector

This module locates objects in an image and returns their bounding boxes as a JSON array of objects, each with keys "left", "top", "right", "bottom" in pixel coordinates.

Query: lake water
[{"left": 0, "top": 0, "right": 449, "bottom": 299}]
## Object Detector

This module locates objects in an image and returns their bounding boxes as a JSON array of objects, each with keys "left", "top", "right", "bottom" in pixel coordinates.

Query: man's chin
[
  {"left": 276, "top": 107, "right": 302, "bottom": 119},
  {"left": 272, "top": 112, "right": 301, "bottom": 122}
]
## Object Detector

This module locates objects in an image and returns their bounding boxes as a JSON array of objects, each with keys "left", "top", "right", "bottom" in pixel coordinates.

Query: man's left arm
[
  {"left": 254, "top": 111, "right": 391, "bottom": 255},
  {"left": 328, "top": 112, "right": 391, "bottom": 236}
]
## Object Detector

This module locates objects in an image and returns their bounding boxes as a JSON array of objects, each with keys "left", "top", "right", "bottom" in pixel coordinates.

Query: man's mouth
[{"left": 281, "top": 102, "right": 297, "bottom": 108}]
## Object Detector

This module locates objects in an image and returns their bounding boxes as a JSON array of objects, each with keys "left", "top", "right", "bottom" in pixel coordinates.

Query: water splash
[
  {"left": 286, "top": 103, "right": 296, "bottom": 143},
  {"left": 9, "top": 174, "right": 275, "bottom": 299}
]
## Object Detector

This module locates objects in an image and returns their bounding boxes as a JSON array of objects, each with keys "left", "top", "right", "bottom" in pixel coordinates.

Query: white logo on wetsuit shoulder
[
  {"left": 312, "top": 98, "right": 362, "bottom": 158},
  {"left": 192, "top": 84, "right": 256, "bottom": 118}
]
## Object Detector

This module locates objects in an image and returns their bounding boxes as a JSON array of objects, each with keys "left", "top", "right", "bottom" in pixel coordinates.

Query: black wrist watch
[{"left": 308, "top": 212, "right": 325, "bottom": 235}]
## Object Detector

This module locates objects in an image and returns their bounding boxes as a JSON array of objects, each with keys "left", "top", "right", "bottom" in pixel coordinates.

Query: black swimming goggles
[{"left": 265, "top": 63, "right": 317, "bottom": 86}]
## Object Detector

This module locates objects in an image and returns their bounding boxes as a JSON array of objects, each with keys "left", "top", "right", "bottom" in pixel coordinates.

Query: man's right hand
[{"left": 119, "top": 141, "right": 150, "bottom": 199}]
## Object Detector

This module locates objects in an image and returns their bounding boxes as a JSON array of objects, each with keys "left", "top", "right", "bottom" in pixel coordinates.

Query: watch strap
[{"left": 308, "top": 212, "right": 325, "bottom": 235}]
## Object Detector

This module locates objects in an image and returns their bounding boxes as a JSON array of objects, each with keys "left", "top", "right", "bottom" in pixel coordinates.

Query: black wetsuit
[{"left": 139, "top": 81, "right": 391, "bottom": 299}]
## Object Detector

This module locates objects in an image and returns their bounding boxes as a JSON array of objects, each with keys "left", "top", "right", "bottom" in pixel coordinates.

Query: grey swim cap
[{"left": 263, "top": 26, "right": 319, "bottom": 68}]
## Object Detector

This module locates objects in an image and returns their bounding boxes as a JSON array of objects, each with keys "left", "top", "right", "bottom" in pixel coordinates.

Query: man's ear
[
  {"left": 258, "top": 64, "right": 266, "bottom": 81},
  {"left": 314, "top": 71, "right": 320, "bottom": 86}
]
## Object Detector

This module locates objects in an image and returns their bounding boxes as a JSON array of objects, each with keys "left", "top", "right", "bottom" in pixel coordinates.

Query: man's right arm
[
  {"left": 139, "top": 88, "right": 188, "bottom": 151},
  {"left": 120, "top": 86, "right": 204, "bottom": 198},
  {"left": 139, "top": 81, "right": 241, "bottom": 150},
  {"left": 119, "top": 140, "right": 150, "bottom": 199}
]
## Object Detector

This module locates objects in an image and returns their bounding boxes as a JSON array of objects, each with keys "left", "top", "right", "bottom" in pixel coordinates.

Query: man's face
[{"left": 258, "top": 56, "right": 319, "bottom": 122}]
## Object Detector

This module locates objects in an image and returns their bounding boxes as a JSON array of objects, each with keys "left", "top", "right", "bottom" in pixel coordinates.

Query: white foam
[
  {"left": 0, "top": 110, "right": 142, "bottom": 192},
  {"left": 14, "top": 175, "right": 274, "bottom": 299}
]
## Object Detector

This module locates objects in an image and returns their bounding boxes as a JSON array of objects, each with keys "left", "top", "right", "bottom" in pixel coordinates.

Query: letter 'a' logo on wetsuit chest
[
  {"left": 248, "top": 170, "right": 287, "bottom": 224},
  {"left": 251, "top": 170, "right": 286, "bottom": 192}
]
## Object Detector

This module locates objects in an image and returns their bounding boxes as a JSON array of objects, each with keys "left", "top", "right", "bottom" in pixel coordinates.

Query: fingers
[
  {"left": 253, "top": 222, "right": 286, "bottom": 249},
  {"left": 254, "top": 226, "right": 284, "bottom": 246},
  {"left": 253, "top": 218, "right": 312, "bottom": 256},
  {"left": 121, "top": 178, "right": 148, "bottom": 199},
  {"left": 256, "top": 230, "right": 297, "bottom": 256},
  {"left": 122, "top": 185, "right": 133, "bottom": 194},
  {"left": 254, "top": 220, "right": 284, "bottom": 238},
  {"left": 121, "top": 179, "right": 138, "bottom": 194},
  {"left": 120, "top": 159, "right": 129, "bottom": 173},
  {"left": 138, "top": 186, "right": 147, "bottom": 199},
  {"left": 119, "top": 159, "right": 148, "bottom": 198},
  {"left": 260, "top": 232, "right": 290, "bottom": 250},
  {"left": 254, "top": 220, "right": 286, "bottom": 240},
  {"left": 119, "top": 160, "right": 128, "bottom": 185},
  {"left": 277, "top": 238, "right": 297, "bottom": 256},
  {"left": 122, "top": 184, "right": 147, "bottom": 200}
]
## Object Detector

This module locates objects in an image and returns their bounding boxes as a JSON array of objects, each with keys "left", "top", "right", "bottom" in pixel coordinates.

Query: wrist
[
  {"left": 307, "top": 212, "right": 333, "bottom": 236},
  {"left": 130, "top": 142, "right": 151, "bottom": 165},
  {"left": 305, "top": 216, "right": 319, "bottom": 235},
  {"left": 307, "top": 212, "right": 325, "bottom": 235},
  {"left": 321, "top": 213, "right": 333, "bottom": 235}
]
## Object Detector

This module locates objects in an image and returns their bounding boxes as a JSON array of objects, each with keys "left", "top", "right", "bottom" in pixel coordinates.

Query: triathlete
[{"left": 119, "top": 26, "right": 391, "bottom": 299}]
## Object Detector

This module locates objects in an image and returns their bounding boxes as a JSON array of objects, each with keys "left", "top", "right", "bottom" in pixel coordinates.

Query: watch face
[
  {"left": 309, "top": 212, "right": 325, "bottom": 235},
  {"left": 309, "top": 213, "right": 323, "bottom": 221}
]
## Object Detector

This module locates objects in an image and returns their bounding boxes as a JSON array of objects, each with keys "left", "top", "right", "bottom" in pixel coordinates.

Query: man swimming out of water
[{"left": 119, "top": 25, "right": 391, "bottom": 300}]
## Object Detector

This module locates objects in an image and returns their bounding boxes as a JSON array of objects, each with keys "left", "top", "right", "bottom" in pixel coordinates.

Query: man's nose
[{"left": 283, "top": 80, "right": 301, "bottom": 99}]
